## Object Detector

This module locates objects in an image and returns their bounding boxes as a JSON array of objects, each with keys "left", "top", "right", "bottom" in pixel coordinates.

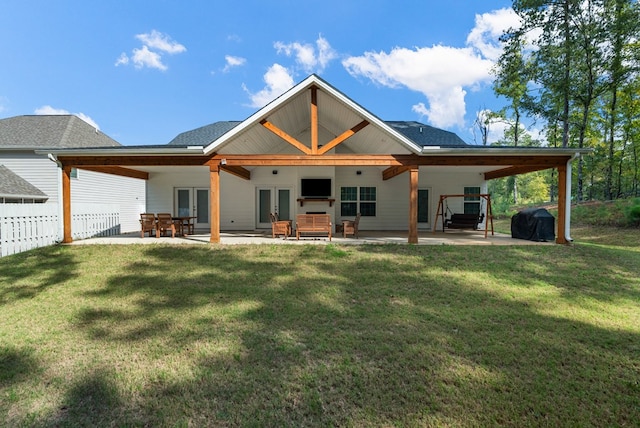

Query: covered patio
[
  {"left": 68, "top": 229, "right": 552, "bottom": 246},
  {"left": 43, "top": 75, "right": 588, "bottom": 246}
]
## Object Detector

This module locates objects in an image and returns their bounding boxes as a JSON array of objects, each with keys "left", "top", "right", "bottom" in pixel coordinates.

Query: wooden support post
[
  {"left": 311, "top": 86, "right": 318, "bottom": 154},
  {"left": 210, "top": 164, "right": 220, "bottom": 243},
  {"left": 556, "top": 164, "right": 568, "bottom": 244},
  {"left": 408, "top": 166, "right": 419, "bottom": 244},
  {"left": 62, "top": 166, "right": 72, "bottom": 243}
]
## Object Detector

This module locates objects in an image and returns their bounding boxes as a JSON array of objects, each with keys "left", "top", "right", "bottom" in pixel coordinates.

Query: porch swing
[{"left": 432, "top": 193, "right": 494, "bottom": 238}]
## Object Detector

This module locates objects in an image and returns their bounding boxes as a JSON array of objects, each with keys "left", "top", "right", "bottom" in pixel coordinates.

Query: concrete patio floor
[{"left": 69, "top": 229, "right": 552, "bottom": 246}]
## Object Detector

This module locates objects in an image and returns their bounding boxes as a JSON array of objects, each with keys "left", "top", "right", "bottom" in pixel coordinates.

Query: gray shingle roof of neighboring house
[
  {"left": 0, "top": 165, "right": 48, "bottom": 199},
  {"left": 167, "top": 121, "right": 242, "bottom": 146},
  {"left": 166, "top": 120, "right": 468, "bottom": 147},
  {"left": 0, "top": 115, "right": 122, "bottom": 149}
]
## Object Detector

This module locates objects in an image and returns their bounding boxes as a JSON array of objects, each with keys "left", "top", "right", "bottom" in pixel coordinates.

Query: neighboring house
[
  {"left": 0, "top": 165, "right": 48, "bottom": 203},
  {"left": 0, "top": 115, "right": 146, "bottom": 233},
  {"left": 45, "top": 75, "right": 588, "bottom": 244}
]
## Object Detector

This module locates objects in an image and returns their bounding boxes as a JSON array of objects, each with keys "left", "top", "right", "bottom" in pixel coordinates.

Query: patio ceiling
[{"left": 214, "top": 84, "right": 413, "bottom": 156}]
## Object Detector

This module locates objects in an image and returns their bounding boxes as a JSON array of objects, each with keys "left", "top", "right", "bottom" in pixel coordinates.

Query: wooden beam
[
  {"left": 311, "top": 86, "right": 318, "bottom": 154},
  {"left": 210, "top": 164, "right": 220, "bottom": 243},
  {"left": 214, "top": 154, "right": 572, "bottom": 167},
  {"left": 58, "top": 155, "right": 212, "bottom": 167},
  {"left": 408, "top": 167, "right": 419, "bottom": 244},
  {"left": 62, "top": 166, "right": 72, "bottom": 243},
  {"left": 57, "top": 153, "right": 572, "bottom": 169},
  {"left": 382, "top": 165, "right": 411, "bottom": 180},
  {"left": 260, "top": 119, "right": 311, "bottom": 155},
  {"left": 220, "top": 165, "right": 251, "bottom": 180},
  {"left": 79, "top": 166, "right": 149, "bottom": 180},
  {"left": 556, "top": 164, "right": 568, "bottom": 244},
  {"left": 484, "top": 165, "right": 553, "bottom": 180},
  {"left": 215, "top": 154, "right": 405, "bottom": 166},
  {"left": 318, "top": 120, "right": 369, "bottom": 155}
]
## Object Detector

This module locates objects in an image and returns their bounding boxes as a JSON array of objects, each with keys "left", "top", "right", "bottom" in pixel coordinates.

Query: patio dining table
[{"left": 172, "top": 216, "right": 196, "bottom": 236}]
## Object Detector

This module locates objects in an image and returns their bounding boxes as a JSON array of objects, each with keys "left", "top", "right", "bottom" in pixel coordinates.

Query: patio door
[
  {"left": 256, "top": 187, "right": 293, "bottom": 228},
  {"left": 175, "top": 187, "right": 210, "bottom": 229},
  {"left": 418, "top": 188, "right": 430, "bottom": 228}
]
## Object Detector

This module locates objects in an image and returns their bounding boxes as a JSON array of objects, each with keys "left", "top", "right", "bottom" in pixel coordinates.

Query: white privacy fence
[{"left": 0, "top": 203, "right": 121, "bottom": 257}]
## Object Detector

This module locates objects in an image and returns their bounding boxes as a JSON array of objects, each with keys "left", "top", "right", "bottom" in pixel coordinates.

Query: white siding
[
  {"left": 71, "top": 169, "right": 146, "bottom": 233},
  {"left": 421, "top": 169, "right": 488, "bottom": 230},
  {"left": 146, "top": 166, "right": 210, "bottom": 214},
  {"left": 0, "top": 151, "right": 147, "bottom": 233},
  {"left": 144, "top": 165, "right": 486, "bottom": 232},
  {"left": 336, "top": 167, "right": 486, "bottom": 231},
  {"left": 335, "top": 166, "right": 403, "bottom": 230},
  {"left": 0, "top": 152, "right": 59, "bottom": 203},
  {"left": 221, "top": 166, "right": 336, "bottom": 230}
]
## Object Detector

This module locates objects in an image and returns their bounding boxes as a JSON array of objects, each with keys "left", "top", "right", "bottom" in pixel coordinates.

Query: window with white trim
[
  {"left": 340, "top": 186, "right": 376, "bottom": 216},
  {"left": 463, "top": 186, "right": 481, "bottom": 215}
]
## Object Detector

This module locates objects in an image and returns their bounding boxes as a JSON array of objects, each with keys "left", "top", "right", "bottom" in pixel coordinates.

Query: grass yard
[{"left": 1, "top": 231, "right": 639, "bottom": 426}]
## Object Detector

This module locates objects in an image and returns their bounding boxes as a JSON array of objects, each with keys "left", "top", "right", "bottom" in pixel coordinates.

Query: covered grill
[{"left": 511, "top": 208, "right": 555, "bottom": 242}]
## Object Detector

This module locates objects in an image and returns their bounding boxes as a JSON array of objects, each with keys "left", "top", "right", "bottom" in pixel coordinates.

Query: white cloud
[
  {"left": 34, "top": 106, "right": 100, "bottom": 130},
  {"left": 116, "top": 30, "right": 185, "bottom": 71},
  {"left": 342, "top": 9, "right": 519, "bottom": 129},
  {"left": 275, "top": 35, "right": 337, "bottom": 74},
  {"left": 466, "top": 8, "right": 520, "bottom": 61},
  {"left": 242, "top": 64, "right": 295, "bottom": 108},
  {"left": 343, "top": 45, "right": 493, "bottom": 128},
  {"left": 114, "top": 53, "right": 129, "bottom": 67},
  {"left": 132, "top": 45, "right": 167, "bottom": 71},
  {"left": 136, "top": 30, "right": 186, "bottom": 54},
  {"left": 223, "top": 55, "right": 247, "bottom": 72}
]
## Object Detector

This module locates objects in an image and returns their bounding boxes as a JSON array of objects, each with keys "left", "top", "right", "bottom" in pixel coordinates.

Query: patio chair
[
  {"left": 270, "top": 213, "right": 292, "bottom": 239},
  {"left": 342, "top": 213, "right": 361, "bottom": 238},
  {"left": 140, "top": 213, "right": 156, "bottom": 238},
  {"left": 156, "top": 213, "right": 177, "bottom": 238}
]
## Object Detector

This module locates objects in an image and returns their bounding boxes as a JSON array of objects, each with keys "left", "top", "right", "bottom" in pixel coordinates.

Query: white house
[
  {"left": 0, "top": 115, "right": 146, "bottom": 234},
  {"left": 44, "top": 75, "right": 587, "bottom": 244}
]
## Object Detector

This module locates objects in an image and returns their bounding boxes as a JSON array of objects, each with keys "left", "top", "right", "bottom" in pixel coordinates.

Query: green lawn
[{"left": 1, "top": 231, "right": 639, "bottom": 426}]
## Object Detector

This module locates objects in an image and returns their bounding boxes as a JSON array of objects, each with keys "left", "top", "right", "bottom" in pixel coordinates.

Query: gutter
[
  {"left": 36, "top": 146, "right": 205, "bottom": 156},
  {"left": 420, "top": 146, "right": 591, "bottom": 156},
  {"left": 46, "top": 153, "right": 65, "bottom": 240},
  {"left": 564, "top": 152, "right": 581, "bottom": 243}
]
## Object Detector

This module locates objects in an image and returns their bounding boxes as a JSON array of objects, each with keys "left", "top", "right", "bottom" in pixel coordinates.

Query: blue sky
[{"left": 0, "top": 0, "right": 520, "bottom": 146}]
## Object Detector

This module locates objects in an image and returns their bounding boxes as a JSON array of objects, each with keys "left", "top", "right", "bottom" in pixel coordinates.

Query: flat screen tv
[{"left": 301, "top": 178, "right": 332, "bottom": 198}]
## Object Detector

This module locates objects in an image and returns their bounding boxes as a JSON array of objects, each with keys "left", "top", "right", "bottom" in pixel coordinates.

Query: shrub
[{"left": 623, "top": 198, "right": 640, "bottom": 226}]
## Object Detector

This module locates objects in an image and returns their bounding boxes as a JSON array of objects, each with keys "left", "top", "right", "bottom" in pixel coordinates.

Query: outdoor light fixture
[
  {"left": 272, "top": 170, "right": 278, "bottom": 175},
  {"left": 356, "top": 170, "right": 362, "bottom": 175}
]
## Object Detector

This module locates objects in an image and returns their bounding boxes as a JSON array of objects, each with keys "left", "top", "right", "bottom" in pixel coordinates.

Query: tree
[
  {"left": 495, "top": 0, "right": 640, "bottom": 203},
  {"left": 601, "top": 0, "right": 640, "bottom": 199}
]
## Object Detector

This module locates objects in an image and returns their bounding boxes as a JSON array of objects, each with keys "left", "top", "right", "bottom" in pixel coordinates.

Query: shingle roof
[
  {"left": 0, "top": 165, "right": 48, "bottom": 199},
  {"left": 167, "top": 121, "right": 242, "bottom": 147},
  {"left": 166, "top": 120, "right": 467, "bottom": 148},
  {"left": 386, "top": 121, "right": 468, "bottom": 147},
  {"left": 0, "top": 115, "right": 122, "bottom": 149}
]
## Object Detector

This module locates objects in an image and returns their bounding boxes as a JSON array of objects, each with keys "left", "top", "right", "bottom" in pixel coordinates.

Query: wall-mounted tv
[{"left": 301, "top": 178, "right": 332, "bottom": 198}]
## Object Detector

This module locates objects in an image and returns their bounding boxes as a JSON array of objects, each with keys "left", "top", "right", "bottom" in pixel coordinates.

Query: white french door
[
  {"left": 174, "top": 187, "right": 210, "bottom": 229},
  {"left": 256, "top": 187, "right": 293, "bottom": 229}
]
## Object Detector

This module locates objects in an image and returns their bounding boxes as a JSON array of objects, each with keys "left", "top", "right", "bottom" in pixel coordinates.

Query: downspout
[
  {"left": 564, "top": 153, "right": 580, "bottom": 243},
  {"left": 47, "top": 153, "right": 64, "bottom": 241}
]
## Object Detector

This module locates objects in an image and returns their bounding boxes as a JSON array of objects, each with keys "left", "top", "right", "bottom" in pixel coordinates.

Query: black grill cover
[{"left": 511, "top": 208, "right": 555, "bottom": 241}]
